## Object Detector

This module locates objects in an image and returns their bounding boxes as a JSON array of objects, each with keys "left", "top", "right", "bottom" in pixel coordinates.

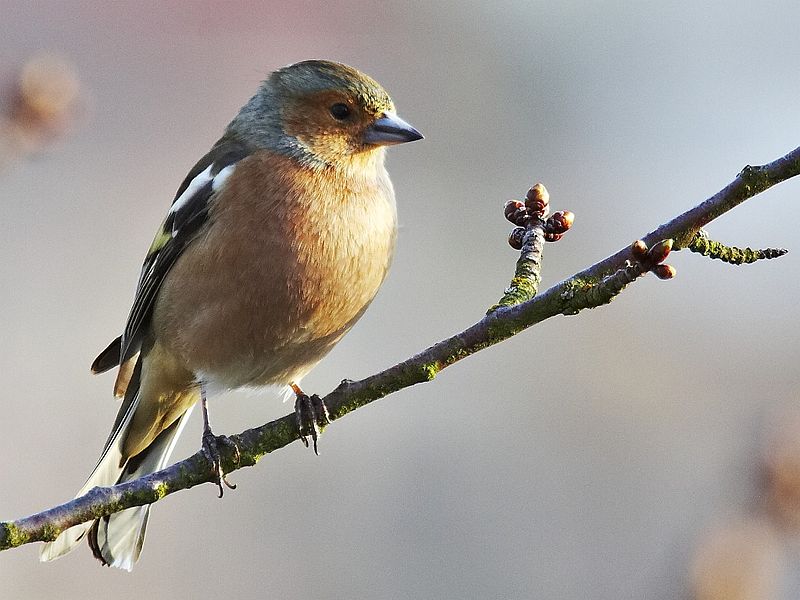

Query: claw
[
  {"left": 199, "top": 384, "right": 238, "bottom": 497},
  {"left": 201, "top": 431, "right": 237, "bottom": 497},
  {"left": 291, "top": 383, "right": 330, "bottom": 455}
]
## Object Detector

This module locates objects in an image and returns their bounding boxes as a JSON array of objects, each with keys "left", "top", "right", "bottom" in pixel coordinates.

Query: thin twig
[
  {"left": 687, "top": 229, "right": 788, "bottom": 264},
  {"left": 489, "top": 219, "right": 546, "bottom": 312}
]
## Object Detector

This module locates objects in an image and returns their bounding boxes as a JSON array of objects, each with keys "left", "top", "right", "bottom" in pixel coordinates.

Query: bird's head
[{"left": 234, "top": 60, "right": 422, "bottom": 168}]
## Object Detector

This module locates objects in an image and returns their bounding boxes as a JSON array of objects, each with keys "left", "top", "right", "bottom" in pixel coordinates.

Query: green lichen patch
[{"left": 0, "top": 522, "right": 30, "bottom": 549}]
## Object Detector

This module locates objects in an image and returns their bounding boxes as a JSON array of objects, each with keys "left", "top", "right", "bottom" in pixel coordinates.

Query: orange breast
[{"left": 151, "top": 149, "right": 397, "bottom": 387}]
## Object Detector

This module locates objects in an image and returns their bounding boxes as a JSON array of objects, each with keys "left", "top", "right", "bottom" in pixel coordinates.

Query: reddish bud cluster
[
  {"left": 504, "top": 182, "right": 575, "bottom": 249},
  {"left": 629, "top": 239, "right": 677, "bottom": 280}
]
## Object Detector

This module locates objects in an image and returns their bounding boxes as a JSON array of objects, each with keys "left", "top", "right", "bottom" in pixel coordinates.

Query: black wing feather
[
  {"left": 92, "top": 137, "right": 253, "bottom": 371},
  {"left": 91, "top": 336, "right": 122, "bottom": 374}
]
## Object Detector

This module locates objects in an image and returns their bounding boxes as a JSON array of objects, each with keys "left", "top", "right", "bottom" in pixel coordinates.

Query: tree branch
[{"left": 3, "top": 145, "right": 799, "bottom": 553}]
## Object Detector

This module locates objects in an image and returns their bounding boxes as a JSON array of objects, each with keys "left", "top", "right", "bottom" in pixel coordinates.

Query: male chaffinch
[{"left": 40, "top": 59, "right": 422, "bottom": 570}]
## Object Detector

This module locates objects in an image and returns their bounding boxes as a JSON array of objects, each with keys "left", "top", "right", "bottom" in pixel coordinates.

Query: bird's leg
[
  {"left": 199, "top": 384, "right": 239, "bottom": 497},
  {"left": 291, "top": 382, "right": 329, "bottom": 455}
]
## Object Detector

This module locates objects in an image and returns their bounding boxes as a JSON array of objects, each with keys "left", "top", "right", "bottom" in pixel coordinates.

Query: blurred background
[{"left": 2, "top": 1, "right": 799, "bottom": 598}]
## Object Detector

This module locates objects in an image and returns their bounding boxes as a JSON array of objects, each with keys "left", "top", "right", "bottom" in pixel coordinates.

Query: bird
[{"left": 39, "top": 59, "right": 422, "bottom": 570}]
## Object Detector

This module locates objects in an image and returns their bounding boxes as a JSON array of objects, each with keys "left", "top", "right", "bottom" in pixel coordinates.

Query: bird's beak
[{"left": 363, "top": 111, "right": 424, "bottom": 146}]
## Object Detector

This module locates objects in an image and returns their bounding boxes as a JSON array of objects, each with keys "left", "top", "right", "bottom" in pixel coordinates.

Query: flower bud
[
  {"left": 547, "top": 211, "right": 574, "bottom": 235},
  {"left": 504, "top": 200, "right": 524, "bottom": 223},
  {"left": 653, "top": 264, "right": 676, "bottom": 280},
  {"left": 648, "top": 239, "right": 674, "bottom": 264},
  {"left": 525, "top": 183, "right": 549, "bottom": 217},
  {"left": 508, "top": 227, "right": 526, "bottom": 250},
  {"left": 631, "top": 240, "right": 648, "bottom": 258}
]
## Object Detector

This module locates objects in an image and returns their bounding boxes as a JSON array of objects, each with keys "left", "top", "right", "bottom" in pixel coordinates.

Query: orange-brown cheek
[
  {"left": 282, "top": 105, "right": 316, "bottom": 140},
  {"left": 281, "top": 91, "right": 362, "bottom": 160},
  {"left": 287, "top": 115, "right": 359, "bottom": 160},
  {"left": 309, "top": 132, "right": 356, "bottom": 160},
  {"left": 281, "top": 90, "right": 345, "bottom": 138}
]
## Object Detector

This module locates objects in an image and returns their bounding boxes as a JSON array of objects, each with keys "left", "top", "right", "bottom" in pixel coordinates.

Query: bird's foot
[
  {"left": 201, "top": 429, "right": 239, "bottom": 498},
  {"left": 291, "top": 383, "right": 329, "bottom": 455}
]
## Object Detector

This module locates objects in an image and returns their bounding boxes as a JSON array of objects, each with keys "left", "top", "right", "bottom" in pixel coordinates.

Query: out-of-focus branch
[
  {"left": 1, "top": 144, "right": 798, "bottom": 553},
  {"left": 690, "top": 409, "right": 800, "bottom": 599},
  {"left": 0, "top": 54, "right": 82, "bottom": 169}
]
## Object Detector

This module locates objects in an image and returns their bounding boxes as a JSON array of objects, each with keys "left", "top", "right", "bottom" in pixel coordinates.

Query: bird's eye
[{"left": 329, "top": 103, "right": 351, "bottom": 120}]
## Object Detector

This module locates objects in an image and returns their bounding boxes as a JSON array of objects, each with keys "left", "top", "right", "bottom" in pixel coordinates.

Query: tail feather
[
  {"left": 87, "top": 405, "right": 193, "bottom": 570},
  {"left": 39, "top": 376, "right": 141, "bottom": 563},
  {"left": 40, "top": 357, "right": 193, "bottom": 569}
]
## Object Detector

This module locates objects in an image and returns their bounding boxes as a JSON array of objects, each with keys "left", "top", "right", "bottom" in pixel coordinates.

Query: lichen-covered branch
[
  {"left": 489, "top": 220, "right": 546, "bottom": 311},
  {"left": 2, "top": 144, "right": 799, "bottom": 554},
  {"left": 489, "top": 183, "right": 575, "bottom": 312},
  {"left": 687, "top": 229, "right": 788, "bottom": 264}
]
